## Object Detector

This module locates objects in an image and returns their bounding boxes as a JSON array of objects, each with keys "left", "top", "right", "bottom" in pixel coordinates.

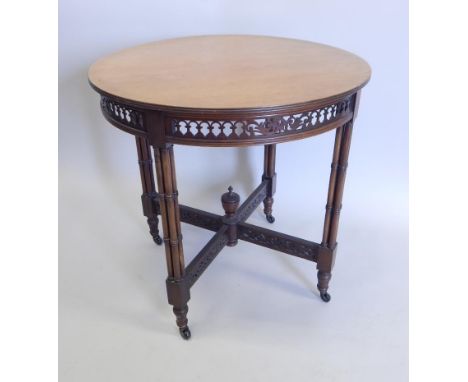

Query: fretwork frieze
[
  {"left": 169, "top": 98, "right": 351, "bottom": 142},
  {"left": 100, "top": 96, "right": 145, "bottom": 131}
]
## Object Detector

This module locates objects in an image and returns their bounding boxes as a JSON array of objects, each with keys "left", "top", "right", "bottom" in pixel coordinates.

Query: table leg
[
  {"left": 262, "top": 144, "right": 277, "bottom": 223},
  {"left": 319, "top": 121, "right": 354, "bottom": 302},
  {"left": 153, "top": 144, "right": 191, "bottom": 340},
  {"left": 135, "top": 137, "right": 162, "bottom": 245}
]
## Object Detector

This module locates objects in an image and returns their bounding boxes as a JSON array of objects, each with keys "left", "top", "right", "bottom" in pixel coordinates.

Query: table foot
[
  {"left": 317, "top": 270, "right": 332, "bottom": 303},
  {"left": 153, "top": 235, "right": 163, "bottom": 245},
  {"left": 320, "top": 292, "right": 331, "bottom": 303},
  {"left": 147, "top": 217, "right": 162, "bottom": 245},
  {"left": 173, "top": 304, "right": 190, "bottom": 340},
  {"left": 179, "top": 326, "right": 191, "bottom": 340},
  {"left": 263, "top": 197, "right": 275, "bottom": 224}
]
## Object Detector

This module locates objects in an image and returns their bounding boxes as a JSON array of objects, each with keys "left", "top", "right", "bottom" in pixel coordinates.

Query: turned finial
[
  {"left": 221, "top": 186, "right": 240, "bottom": 247},
  {"left": 221, "top": 186, "right": 240, "bottom": 217}
]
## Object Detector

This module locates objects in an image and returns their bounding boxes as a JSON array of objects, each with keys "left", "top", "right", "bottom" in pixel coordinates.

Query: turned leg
[
  {"left": 262, "top": 144, "right": 277, "bottom": 223},
  {"left": 153, "top": 144, "right": 191, "bottom": 339},
  {"left": 319, "top": 120, "right": 354, "bottom": 302},
  {"left": 135, "top": 136, "right": 162, "bottom": 245}
]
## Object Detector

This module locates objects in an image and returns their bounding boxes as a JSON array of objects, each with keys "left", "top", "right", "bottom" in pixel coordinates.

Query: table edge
[{"left": 88, "top": 77, "right": 370, "bottom": 118}]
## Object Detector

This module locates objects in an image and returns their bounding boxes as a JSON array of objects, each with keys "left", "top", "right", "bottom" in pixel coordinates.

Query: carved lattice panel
[
  {"left": 169, "top": 98, "right": 351, "bottom": 141},
  {"left": 100, "top": 97, "right": 145, "bottom": 131}
]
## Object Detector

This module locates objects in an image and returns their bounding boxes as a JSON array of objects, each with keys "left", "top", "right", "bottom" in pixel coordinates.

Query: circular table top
[{"left": 89, "top": 35, "right": 370, "bottom": 111}]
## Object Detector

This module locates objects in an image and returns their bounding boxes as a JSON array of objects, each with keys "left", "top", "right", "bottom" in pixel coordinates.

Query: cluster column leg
[
  {"left": 262, "top": 144, "right": 277, "bottom": 223},
  {"left": 319, "top": 120, "right": 354, "bottom": 302},
  {"left": 153, "top": 144, "right": 191, "bottom": 339},
  {"left": 135, "top": 136, "right": 162, "bottom": 245}
]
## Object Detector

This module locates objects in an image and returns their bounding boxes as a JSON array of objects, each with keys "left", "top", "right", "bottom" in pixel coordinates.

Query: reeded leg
[
  {"left": 135, "top": 136, "right": 162, "bottom": 245},
  {"left": 319, "top": 120, "right": 354, "bottom": 302},
  {"left": 154, "top": 144, "right": 191, "bottom": 339},
  {"left": 262, "top": 144, "right": 277, "bottom": 223}
]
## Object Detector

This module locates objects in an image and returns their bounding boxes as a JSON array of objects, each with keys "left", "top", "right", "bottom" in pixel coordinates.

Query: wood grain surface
[{"left": 89, "top": 35, "right": 371, "bottom": 110}]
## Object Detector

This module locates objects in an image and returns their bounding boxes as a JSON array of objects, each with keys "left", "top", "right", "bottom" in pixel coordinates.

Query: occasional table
[{"left": 88, "top": 35, "right": 371, "bottom": 339}]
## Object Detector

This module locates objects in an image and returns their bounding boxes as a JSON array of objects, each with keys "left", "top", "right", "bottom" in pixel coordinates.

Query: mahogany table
[{"left": 88, "top": 35, "right": 371, "bottom": 339}]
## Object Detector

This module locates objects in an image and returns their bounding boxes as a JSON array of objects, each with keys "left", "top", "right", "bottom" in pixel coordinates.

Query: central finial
[
  {"left": 221, "top": 185, "right": 240, "bottom": 247},
  {"left": 221, "top": 185, "right": 240, "bottom": 213}
]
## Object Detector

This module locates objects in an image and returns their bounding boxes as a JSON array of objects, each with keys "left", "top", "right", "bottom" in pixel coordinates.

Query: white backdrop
[{"left": 59, "top": 1, "right": 408, "bottom": 381}]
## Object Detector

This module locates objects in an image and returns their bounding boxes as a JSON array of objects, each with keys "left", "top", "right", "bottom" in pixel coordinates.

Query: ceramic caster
[
  {"left": 266, "top": 214, "right": 275, "bottom": 224},
  {"left": 153, "top": 235, "right": 163, "bottom": 245},
  {"left": 320, "top": 292, "right": 331, "bottom": 303},
  {"left": 179, "top": 326, "right": 191, "bottom": 340}
]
